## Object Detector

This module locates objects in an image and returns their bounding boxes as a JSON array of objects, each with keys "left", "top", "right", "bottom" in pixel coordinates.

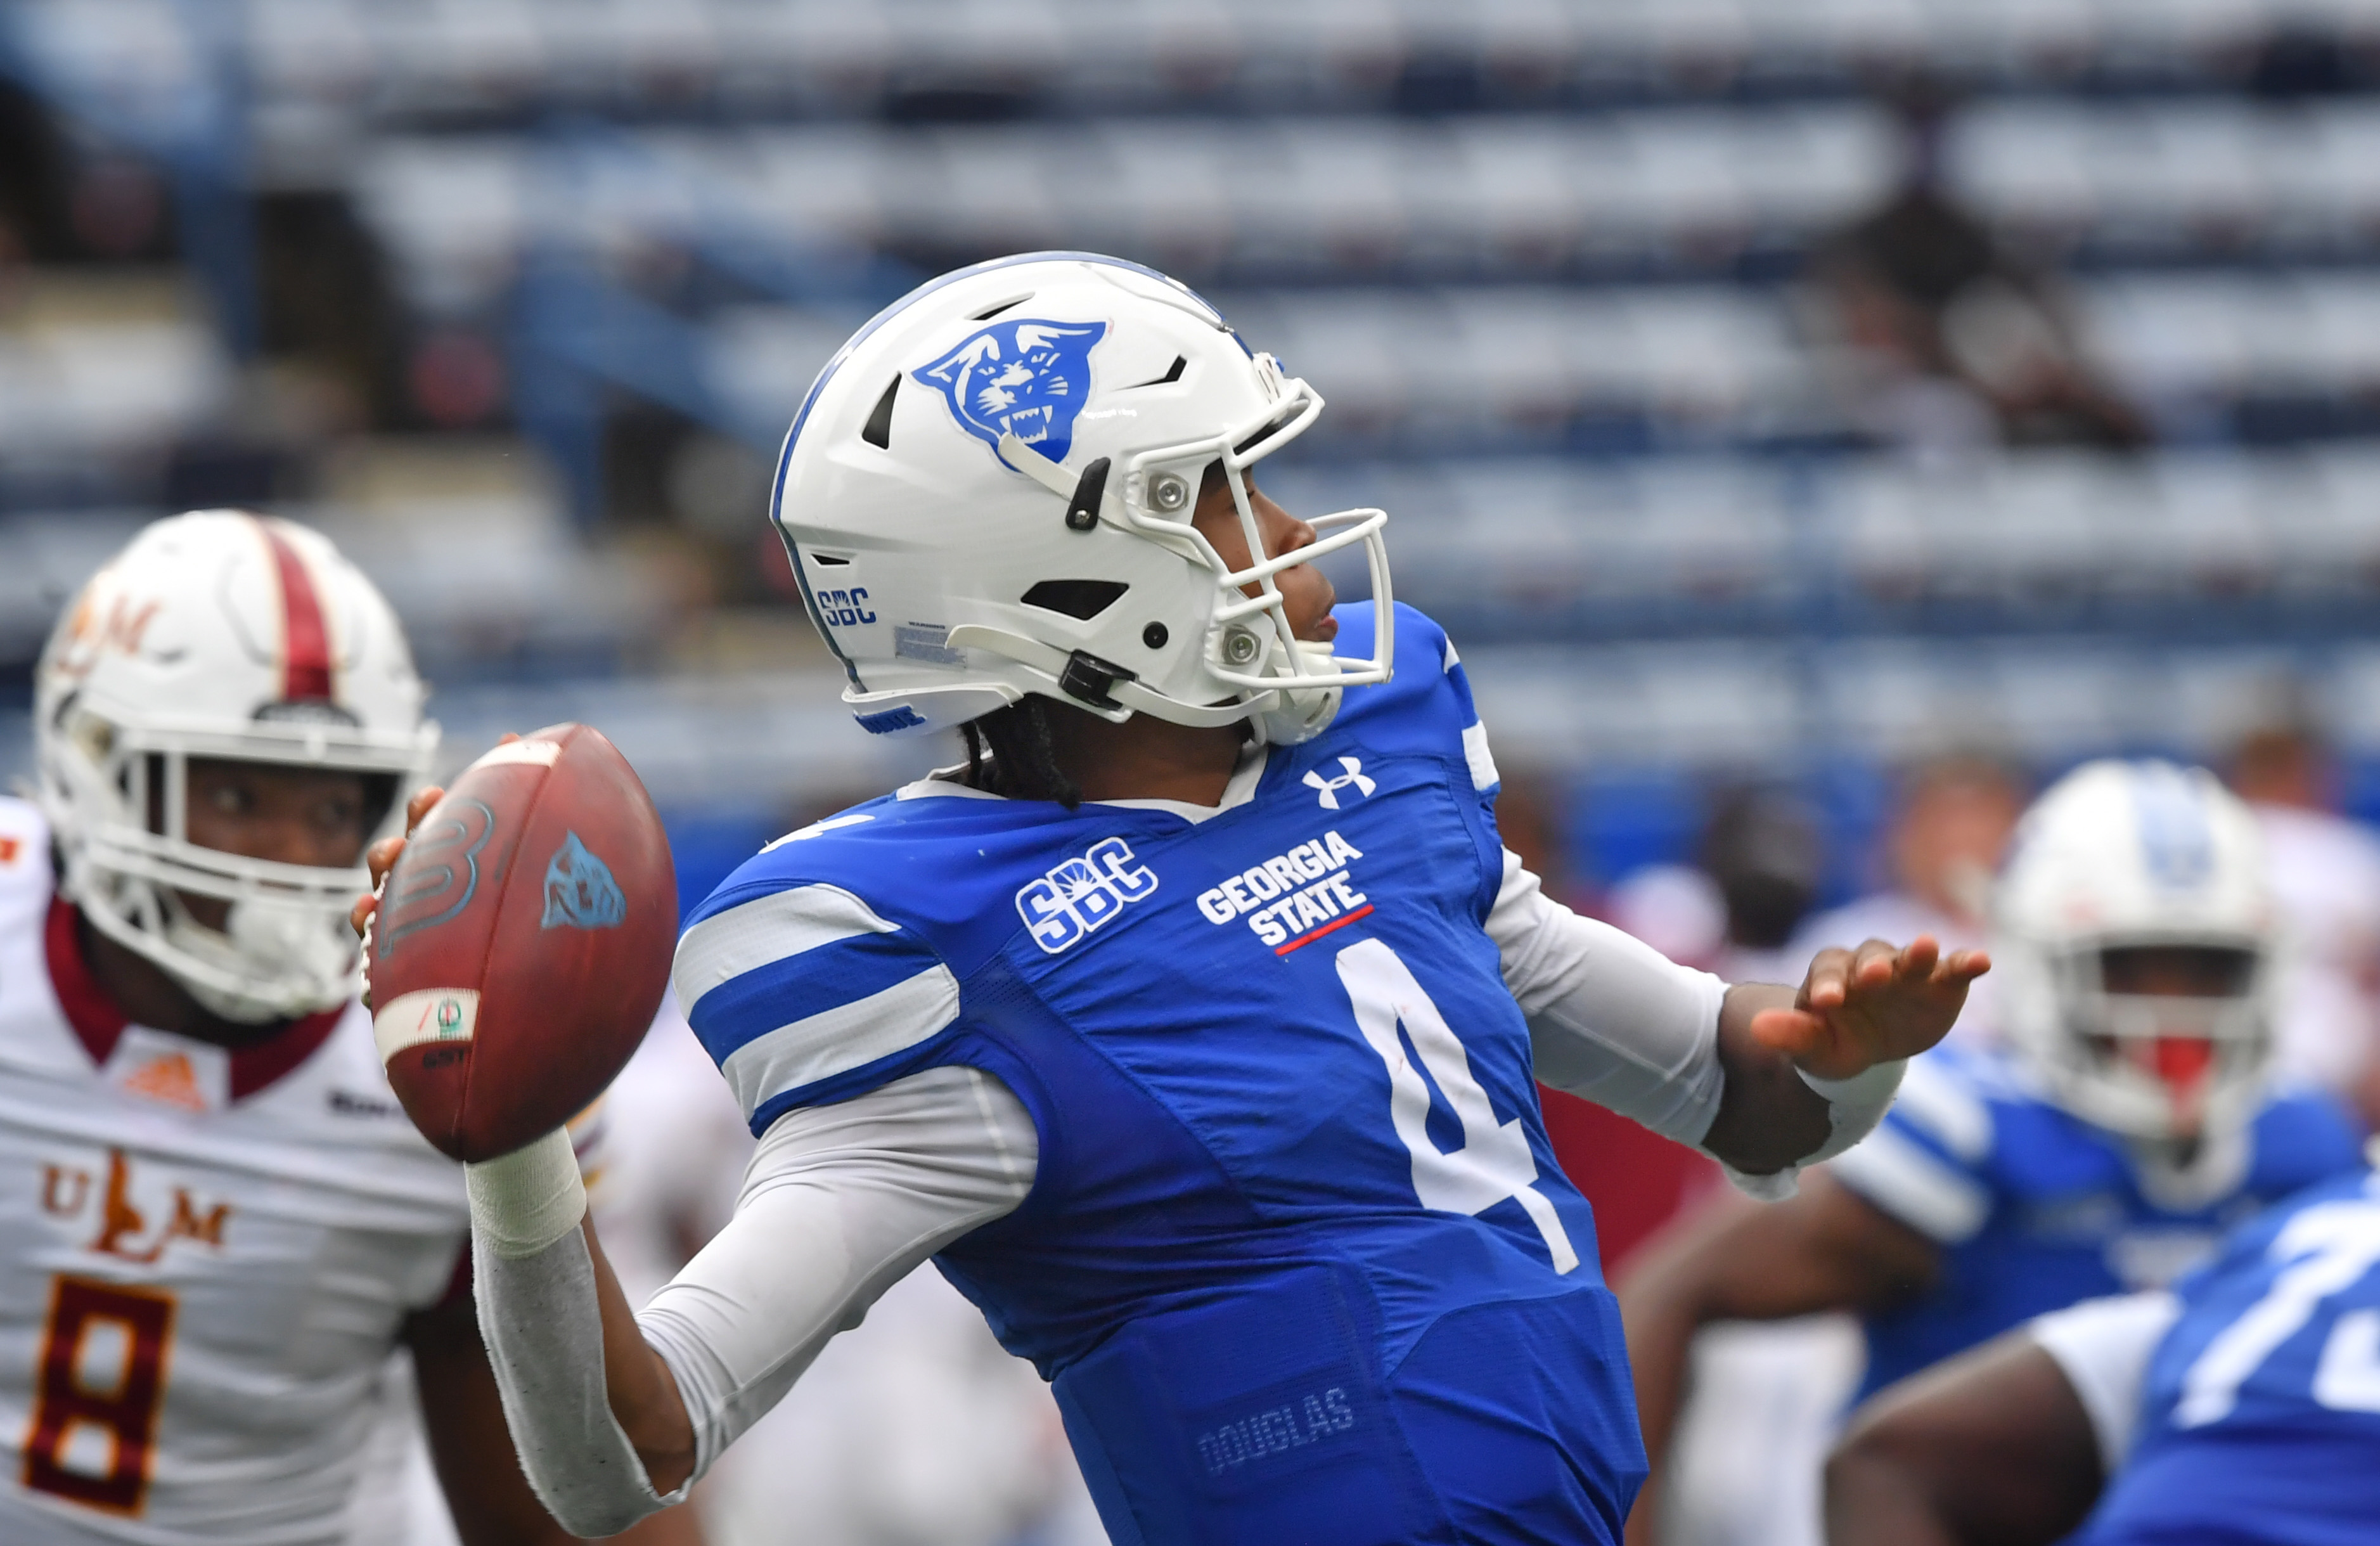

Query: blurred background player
[
  {"left": 1621, "top": 759, "right": 2364, "bottom": 1546},
  {"left": 1826, "top": 1163, "right": 2380, "bottom": 1545},
  {"left": 0, "top": 510, "right": 694, "bottom": 1545}
]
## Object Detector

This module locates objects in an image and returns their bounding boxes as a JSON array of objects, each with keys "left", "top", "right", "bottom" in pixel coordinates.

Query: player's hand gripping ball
[{"left": 358, "top": 725, "right": 676, "bottom": 1161}]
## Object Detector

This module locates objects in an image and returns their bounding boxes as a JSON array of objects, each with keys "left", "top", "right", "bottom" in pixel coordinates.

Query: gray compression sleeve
[
  {"left": 473, "top": 1227, "right": 680, "bottom": 1537},
  {"left": 1487, "top": 847, "right": 1730, "bottom": 1147},
  {"left": 636, "top": 1064, "right": 1039, "bottom": 1479},
  {"left": 469, "top": 1065, "right": 1038, "bottom": 1533}
]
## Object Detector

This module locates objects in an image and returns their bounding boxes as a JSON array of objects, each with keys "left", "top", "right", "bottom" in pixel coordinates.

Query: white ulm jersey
[{"left": 0, "top": 798, "right": 469, "bottom": 1545}]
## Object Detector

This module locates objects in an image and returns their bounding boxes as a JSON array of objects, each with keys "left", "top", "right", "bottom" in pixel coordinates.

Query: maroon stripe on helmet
[{"left": 259, "top": 522, "right": 333, "bottom": 702}]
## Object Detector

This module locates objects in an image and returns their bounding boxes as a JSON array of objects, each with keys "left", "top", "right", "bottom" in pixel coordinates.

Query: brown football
[{"left": 366, "top": 723, "right": 676, "bottom": 1161}]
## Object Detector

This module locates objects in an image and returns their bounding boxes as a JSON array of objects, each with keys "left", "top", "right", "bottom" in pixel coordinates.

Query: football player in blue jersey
[
  {"left": 355, "top": 253, "right": 1986, "bottom": 1546},
  {"left": 1827, "top": 1163, "right": 2380, "bottom": 1545},
  {"left": 1621, "top": 759, "right": 2364, "bottom": 1542}
]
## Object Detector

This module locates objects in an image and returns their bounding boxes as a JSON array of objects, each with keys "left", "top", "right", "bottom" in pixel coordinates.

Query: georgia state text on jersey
[
  {"left": 2081, "top": 1170, "right": 2380, "bottom": 1546},
  {"left": 675, "top": 604, "right": 1644, "bottom": 1546},
  {"left": 0, "top": 799, "right": 470, "bottom": 1545},
  {"left": 1831, "top": 1043, "right": 2360, "bottom": 1399}
]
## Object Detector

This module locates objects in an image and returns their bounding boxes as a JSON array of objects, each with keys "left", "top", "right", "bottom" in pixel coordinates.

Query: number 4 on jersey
[{"left": 1337, "top": 938, "right": 1579, "bottom": 1275}]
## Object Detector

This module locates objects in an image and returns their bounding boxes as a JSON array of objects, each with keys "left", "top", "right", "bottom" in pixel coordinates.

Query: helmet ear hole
[
  {"left": 1020, "top": 580, "right": 1128, "bottom": 621},
  {"left": 860, "top": 377, "right": 900, "bottom": 449}
]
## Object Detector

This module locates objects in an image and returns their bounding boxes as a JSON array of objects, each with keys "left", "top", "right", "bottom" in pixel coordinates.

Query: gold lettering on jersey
[
  {"left": 166, "top": 1192, "right": 229, "bottom": 1249},
  {"left": 40, "top": 1165, "right": 89, "bottom": 1216},
  {"left": 51, "top": 1150, "right": 233, "bottom": 1263}
]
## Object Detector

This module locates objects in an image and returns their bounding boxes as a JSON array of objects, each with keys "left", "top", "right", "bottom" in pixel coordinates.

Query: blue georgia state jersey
[
  {"left": 2081, "top": 1170, "right": 2380, "bottom": 1546},
  {"left": 1830, "top": 1045, "right": 2362, "bottom": 1400},
  {"left": 678, "top": 603, "right": 1643, "bottom": 1546}
]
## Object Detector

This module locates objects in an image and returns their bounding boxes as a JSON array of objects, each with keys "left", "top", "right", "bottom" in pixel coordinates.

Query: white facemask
[{"left": 162, "top": 894, "right": 359, "bottom": 1024}]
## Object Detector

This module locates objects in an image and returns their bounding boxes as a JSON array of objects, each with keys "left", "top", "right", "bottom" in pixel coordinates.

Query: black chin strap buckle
[
  {"left": 1064, "top": 457, "right": 1112, "bottom": 532},
  {"left": 1060, "top": 649, "right": 1135, "bottom": 711}
]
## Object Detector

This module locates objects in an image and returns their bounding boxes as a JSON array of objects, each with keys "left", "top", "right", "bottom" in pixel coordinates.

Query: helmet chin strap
[{"left": 944, "top": 624, "right": 1253, "bottom": 728}]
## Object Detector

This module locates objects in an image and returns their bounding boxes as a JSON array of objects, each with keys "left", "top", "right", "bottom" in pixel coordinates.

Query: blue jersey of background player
[
  {"left": 1836, "top": 1041, "right": 2357, "bottom": 1398},
  {"left": 1830, "top": 1164, "right": 2380, "bottom": 1546},
  {"left": 375, "top": 253, "right": 1985, "bottom": 1546},
  {"left": 1621, "top": 759, "right": 2365, "bottom": 1515}
]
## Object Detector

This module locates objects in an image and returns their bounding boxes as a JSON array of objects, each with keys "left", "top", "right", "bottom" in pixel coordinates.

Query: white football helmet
[
  {"left": 35, "top": 511, "right": 438, "bottom": 1022},
  {"left": 1995, "top": 759, "right": 2279, "bottom": 1143},
  {"left": 771, "top": 252, "right": 1393, "bottom": 745}
]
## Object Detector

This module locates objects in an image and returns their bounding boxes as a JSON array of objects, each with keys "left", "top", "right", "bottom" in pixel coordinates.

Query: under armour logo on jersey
[
  {"left": 1304, "top": 757, "right": 1376, "bottom": 811},
  {"left": 541, "top": 832, "right": 626, "bottom": 930},
  {"left": 1015, "top": 836, "right": 1158, "bottom": 955},
  {"left": 917, "top": 318, "right": 1109, "bottom": 472}
]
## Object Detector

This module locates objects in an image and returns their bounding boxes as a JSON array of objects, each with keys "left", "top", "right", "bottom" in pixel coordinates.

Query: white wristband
[
  {"left": 1796, "top": 1058, "right": 1908, "bottom": 1160},
  {"left": 1720, "top": 1059, "right": 1909, "bottom": 1203},
  {"left": 465, "top": 1129, "right": 587, "bottom": 1259}
]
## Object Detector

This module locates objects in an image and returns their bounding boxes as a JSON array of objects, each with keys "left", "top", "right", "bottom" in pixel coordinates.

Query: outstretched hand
[{"left": 1750, "top": 936, "right": 1990, "bottom": 1081}]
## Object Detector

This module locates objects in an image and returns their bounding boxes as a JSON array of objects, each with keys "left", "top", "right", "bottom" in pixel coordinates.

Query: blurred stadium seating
[{"left": 5, "top": 0, "right": 2380, "bottom": 913}]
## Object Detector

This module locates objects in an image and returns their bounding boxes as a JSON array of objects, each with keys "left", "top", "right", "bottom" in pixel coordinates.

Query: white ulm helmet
[
  {"left": 772, "top": 251, "right": 1393, "bottom": 745},
  {"left": 35, "top": 511, "right": 438, "bottom": 1022},
  {"left": 1995, "top": 759, "right": 2278, "bottom": 1142}
]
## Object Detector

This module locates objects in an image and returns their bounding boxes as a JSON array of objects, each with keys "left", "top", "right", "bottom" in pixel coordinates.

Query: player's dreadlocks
[{"left": 960, "top": 696, "right": 1083, "bottom": 809}]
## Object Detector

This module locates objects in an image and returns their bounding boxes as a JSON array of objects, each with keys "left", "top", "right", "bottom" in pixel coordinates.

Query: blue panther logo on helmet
[{"left": 915, "top": 318, "right": 1109, "bottom": 472}]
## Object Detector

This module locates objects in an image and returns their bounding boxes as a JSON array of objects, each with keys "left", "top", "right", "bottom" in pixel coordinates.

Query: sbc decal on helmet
[
  {"left": 35, "top": 510, "right": 437, "bottom": 1022},
  {"left": 915, "top": 318, "right": 1109, "bottom": 471},
  {"left": 771, "top": 252, "right": 1394, "bottom": 748}
]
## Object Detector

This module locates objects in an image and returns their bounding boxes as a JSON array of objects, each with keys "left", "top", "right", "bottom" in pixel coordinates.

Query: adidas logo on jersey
[
  {"left": 1015, "top": 837, "right": 1161, "bottom": 955},
  {"left": 1303, "top": 757, "right": 1375, "bottom": 810}
]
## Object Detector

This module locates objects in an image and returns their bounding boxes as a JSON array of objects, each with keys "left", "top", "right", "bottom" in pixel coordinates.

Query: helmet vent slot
[
  {"left": 860, "top": 377, "right": 900, "bottom": 449},
  {"left": 1124, "top": 356, "right": 1187, "bottom": 389},
  {"left": 1020, "top": 580, "right": 1128, "bottom": 621},
  {"left": 970, "top": 294, "right": 1032, "bottom": 321}
]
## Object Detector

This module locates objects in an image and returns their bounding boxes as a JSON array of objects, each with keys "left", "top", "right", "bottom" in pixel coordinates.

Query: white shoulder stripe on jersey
[
  {"left": 719, "top": 964, "right": 962, "bottom": 1119},
  {"left": 672, "top": 884, "right": 901, "bottom": 1006},
  {"left": 1893, "top": 1057, "right": 1994, "bottom": 1163},
  {"left": 1462, "top": 721, "right": 1501, "bottom": 793},
  {"left": 1830, "top": 1123, "right": 1991, "bottom": 1244},
  {"left": 1442, "top": 637, "right": 1459, "bottom": 672}
]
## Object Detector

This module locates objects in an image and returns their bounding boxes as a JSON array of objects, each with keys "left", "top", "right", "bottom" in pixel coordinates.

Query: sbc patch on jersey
[
  {"left": 916, "top": 318, "right": 1108, "bottom": 470},
  {"left": 1015, "top": 837, "right": 1159, "bottom": 955}
]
